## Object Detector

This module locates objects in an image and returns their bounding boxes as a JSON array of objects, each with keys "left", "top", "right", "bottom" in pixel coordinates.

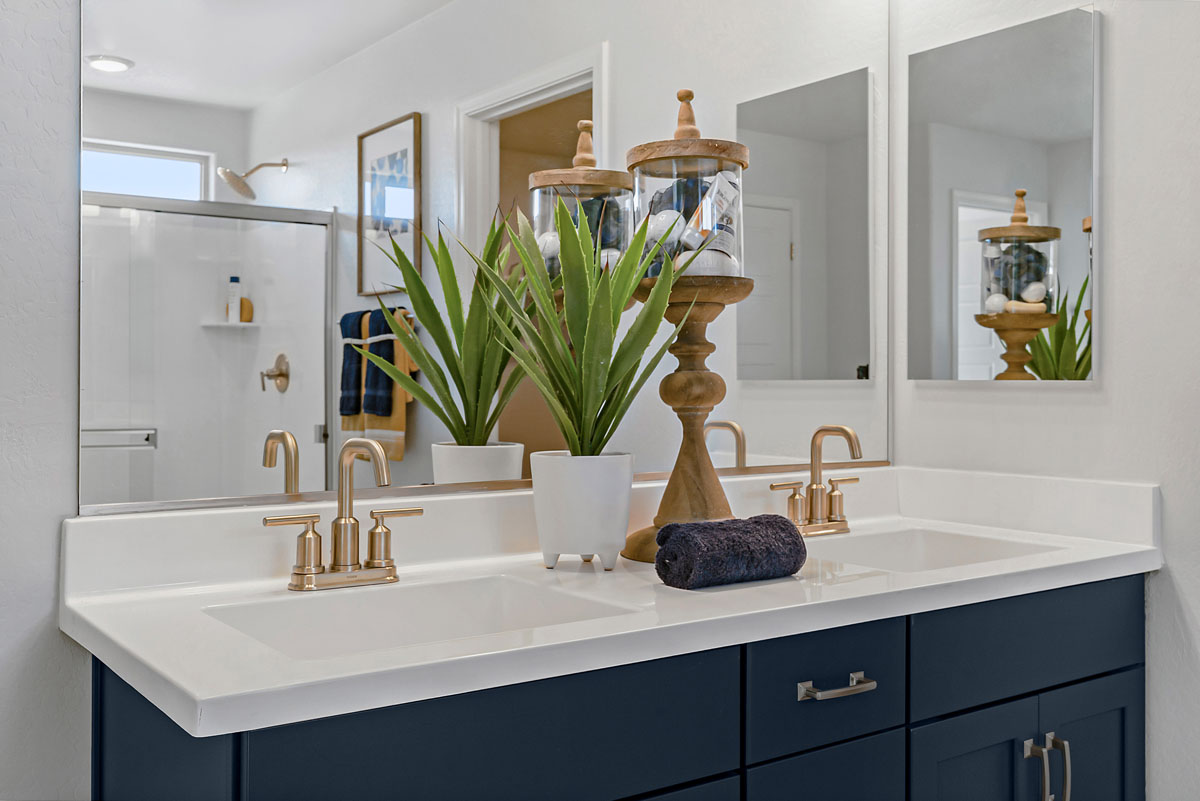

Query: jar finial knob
[
  {"left": 674, "top": 89, "right": 701, "bottom": 140},
  {"left": 572, "top": 120, "right": 596, "bottom": 168},
  {"left": 1011, "top": 189, "right": 1029, "bottom": 225}
]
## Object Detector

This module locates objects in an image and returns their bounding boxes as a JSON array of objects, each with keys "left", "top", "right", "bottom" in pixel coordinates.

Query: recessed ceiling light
[{"left": 86, "top": 55, "right": 135, "bottom": 73}]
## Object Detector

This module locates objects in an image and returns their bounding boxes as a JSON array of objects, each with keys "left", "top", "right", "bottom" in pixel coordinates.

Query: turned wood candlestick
[
  {"left": 622, "top": 275, "right": 754, "bottom": 563},
  {"left": 974, "top": 312, "right": 1059, "bottom": 380}
]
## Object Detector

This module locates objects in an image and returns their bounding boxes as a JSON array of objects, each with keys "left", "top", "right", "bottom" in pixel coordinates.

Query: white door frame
[
  {"left": 950, "top": 189, "right": 1048, "bottom": 379},
  {"left": 455, "top": 44, "right": 610, "bottom": 254},
  {"left": 744, "top": 193, "right": 801, "bottom": 378}
]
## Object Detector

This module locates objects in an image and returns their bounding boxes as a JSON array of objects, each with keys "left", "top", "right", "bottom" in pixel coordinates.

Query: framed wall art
[{"left": 358, "top": 111, "right": 421, "bottom": 296}]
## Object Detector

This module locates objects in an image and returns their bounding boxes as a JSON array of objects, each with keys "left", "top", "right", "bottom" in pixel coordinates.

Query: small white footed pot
[
  {"left": 430, "top": 442, "right": 524, "bottom": 484},
  {"left": 529, "top": 450, "right": 634, "bottom": 571}
]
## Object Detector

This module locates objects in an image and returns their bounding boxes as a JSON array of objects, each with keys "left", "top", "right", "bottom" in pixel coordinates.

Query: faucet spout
[
  {"left": 809, "top": 425, "right": 862, "bottom": 488},
  {"left": 704, "top": 420, "right": 747, "bottom": 468},
  {"left": 337, "top": 438, "right": 391, "bottom": 519},
  {"left": 331, "top": 438, "right": 391, "bottom": 572},
  {"left": 262, "top": 430, "right": 300, "bottom": 493}
]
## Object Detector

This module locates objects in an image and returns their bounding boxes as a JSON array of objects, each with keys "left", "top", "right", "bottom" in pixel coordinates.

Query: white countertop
[{"left": 60, "top": 467, "right": 1162, "bottom": 736}]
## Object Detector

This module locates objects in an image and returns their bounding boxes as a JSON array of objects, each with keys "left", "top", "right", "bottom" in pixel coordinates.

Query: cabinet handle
[
  {"left": 1024, "top": 739, "right": 1054, "bottom": 801},
  {"left": 797, "top": 670, "right": 877, "bottom": 702},
  {"left": 1046, "top": 732, "right": 1072, "bottom": 801}
]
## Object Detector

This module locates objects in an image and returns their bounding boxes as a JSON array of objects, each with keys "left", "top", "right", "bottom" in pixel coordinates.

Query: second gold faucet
[{"left": 771, "top": 425, "right": 862, "bottom": 537}]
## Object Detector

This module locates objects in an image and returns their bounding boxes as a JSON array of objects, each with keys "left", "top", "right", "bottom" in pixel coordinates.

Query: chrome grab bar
[{"left": 80, "top": 428, "right": 157, "bottom": 449}]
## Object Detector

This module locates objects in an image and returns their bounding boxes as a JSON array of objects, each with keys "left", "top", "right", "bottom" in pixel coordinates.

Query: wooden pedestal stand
[
  {"left": 974, "top": 312, "right": 1059, "bottom": 380},
  {"left": 621, "top": 275, "right": 754, "bottom": 563}
]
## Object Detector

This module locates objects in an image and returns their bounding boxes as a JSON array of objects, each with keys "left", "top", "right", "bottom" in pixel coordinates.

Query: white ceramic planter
[
  {"left": 529, "top": 450, "right": 634, "bottom": 571},
  {"left": 430, "top": 442, "right": 524, "bottom": 484}
]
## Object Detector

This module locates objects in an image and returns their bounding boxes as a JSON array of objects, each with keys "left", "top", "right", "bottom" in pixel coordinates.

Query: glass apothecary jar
[
  {"left": 528, "top": 120, "right": 633, "bottom": 276},
  {"left": 979, "top": 189, "right": 1060, "bottom": 315},
  {"left": 626, "top": 90, "right": 749, "bottom": 277}
]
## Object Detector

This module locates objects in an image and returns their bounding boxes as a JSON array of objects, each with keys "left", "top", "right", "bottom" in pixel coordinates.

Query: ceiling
[
  {"left": 909, "top": 9, "right": 1094, "bottom": 143},
  {"left": 738, "top": 69, "right": 869, "bottom": 143},
  {"left": 82, "top": 0, "right": 453, "bottom": 109}
]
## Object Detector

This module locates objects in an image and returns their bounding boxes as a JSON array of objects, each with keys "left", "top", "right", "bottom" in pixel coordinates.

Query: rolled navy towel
[{"left": 655, "top": 514, "right": 806, "bottom": 590}]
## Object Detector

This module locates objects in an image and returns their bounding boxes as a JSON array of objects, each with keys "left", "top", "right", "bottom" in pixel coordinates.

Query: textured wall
[
  {"left": 892, "top": 1, "right": 1200, "bottom": 797},
  {"left": 0, "top": 1, "right": 91, "bottom": 799}
]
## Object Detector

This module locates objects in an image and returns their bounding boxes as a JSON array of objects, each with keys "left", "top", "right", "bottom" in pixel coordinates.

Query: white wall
[
  {"left": 0, "top": 1, "right": 90, "bottom": 799},
  {"left": 82, "top": 88, "right": 251, "bottom": 204},
  {"left": 245, "top": 0, "right": 890, "bottom": 471},
  {"left": 892, "top": 1, "right": 1200, "bottom": 797}
]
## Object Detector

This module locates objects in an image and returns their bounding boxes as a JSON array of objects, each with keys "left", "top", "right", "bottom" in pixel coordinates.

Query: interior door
[
  {"left": 1038, "top": 668, "right": 1146, "bottom": 801},
  {"left": 738, "top": 203, "right": 794, "bottom": 379}
]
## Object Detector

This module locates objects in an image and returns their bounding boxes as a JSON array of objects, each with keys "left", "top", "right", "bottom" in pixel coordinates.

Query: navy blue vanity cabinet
[
  {"left": 745, "top": 617, "right": 906, "bottom": 763},
  {"left": 910, "top": 697, "right": 1042, "bottom": 801},
  {"left": 746, "top": 728, "right": 906, "bottom": 801},
  {"left": 1039, "top": 667, "right": 1146, "bottom": 801},
  {"left": 635, "top": 775, "right": 741, "bottom": 801},
  {"left": 92, "top": 576, "right": 1147, "bottom": 801},
  {"left": 240, "top": 647, "right": 740, "bottom": 801}
]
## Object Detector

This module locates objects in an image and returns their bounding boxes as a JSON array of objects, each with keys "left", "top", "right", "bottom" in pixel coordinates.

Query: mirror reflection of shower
[{"left": 217, "top": 158, "right": 289, "bottom": 200}]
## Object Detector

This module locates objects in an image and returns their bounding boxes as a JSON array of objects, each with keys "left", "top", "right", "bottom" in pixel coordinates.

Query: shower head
[{"left": 217, "top": 158, "right": 288, "bottom": 200}]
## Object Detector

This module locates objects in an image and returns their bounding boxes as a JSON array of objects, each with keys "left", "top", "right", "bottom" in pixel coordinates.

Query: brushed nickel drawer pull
[
  {"left": 797, "top": 670, "right": 877, "bottom": 702},
  {"left": 1024, "top": 738, "right": 1054, "bottom": 801},
  {"left": 1046, "top": 732, "right": 1071, "bottom": 801}
]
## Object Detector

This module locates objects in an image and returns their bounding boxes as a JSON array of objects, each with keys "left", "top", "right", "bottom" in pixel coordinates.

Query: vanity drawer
[
  {"left": 909, "top": 575, "right": 1145, "bottom": 721},
  {"left": 746, "top": 728, "right": 905, "bottom": 801},
  {"left": 745, "top": 617, "right": 906, "bottom": 764},
  {"left": 243, "top": 647, "right": 740, "bottom": 801},
  {"left": 635, "top": 775, "right": 740, "bottom": 801}
]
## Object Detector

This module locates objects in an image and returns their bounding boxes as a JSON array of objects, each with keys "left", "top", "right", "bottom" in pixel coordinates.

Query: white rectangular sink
[
  {"left": 204, "top": 575, "right": 637, "bottom": 659},
  {"left": 806, "top": 529, "right": 1062, "bottom": 573}
]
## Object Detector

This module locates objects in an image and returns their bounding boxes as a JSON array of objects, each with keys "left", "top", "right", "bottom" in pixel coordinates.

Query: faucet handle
[
  {"left": 365, "top": 507, "right": 423, "bottom": 568},
  {"left": 769, "top": 481, "right": 808, "bottom": 527},
  {"left": 263, "top": 514, "right": 324, "bottom": 575},
  {"left": 369, "top": 507, "right": 424, "bottom": 525},
  {"left": 828, "top": 477, "right": 859, "bottom": 523}
]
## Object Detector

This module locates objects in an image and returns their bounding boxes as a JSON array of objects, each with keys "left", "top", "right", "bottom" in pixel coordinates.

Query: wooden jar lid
[
  {"left": 528, "top": 120, "right": 633, "bottom": 192},
  {"left": 978, "top": 189, "right": 1061, "bottom": 242},
  {"left": 625, "top": 90, "right": 750, "bottom": 176}
]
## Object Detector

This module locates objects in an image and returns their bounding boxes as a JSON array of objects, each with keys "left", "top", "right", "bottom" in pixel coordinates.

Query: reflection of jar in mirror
[
  {"left": 978, "top": 189, "right": 1059, "bottom": 315},
  {"left": 626, "top": 90, "right": 749, "bottom": 278},
  {"left": 528, "top": 120, "right": 633, "bottom": 278}
]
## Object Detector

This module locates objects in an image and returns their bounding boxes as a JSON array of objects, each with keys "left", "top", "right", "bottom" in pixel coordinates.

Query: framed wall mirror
[
  {"left": 904, "top": 6, "right": 1097, "bottom": 382},
  {"left": 78, "top": 0, "right": 890, "bottom": 514}
]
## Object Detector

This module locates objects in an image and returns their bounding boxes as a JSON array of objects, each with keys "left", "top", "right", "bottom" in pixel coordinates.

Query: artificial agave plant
[
  {"left": 1028, "top": 275, "right": 1092, "bottom": 380},
  {"left": 474, "top": 198, "right": 692, "bottom": 456},
  {"left": 357, "top": 220, "right": 528, "bottom": 445}
]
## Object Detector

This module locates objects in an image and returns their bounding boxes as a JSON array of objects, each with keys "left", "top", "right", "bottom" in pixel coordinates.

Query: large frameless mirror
[
  {"left": 78, "top": 0, "right": 890, "bottom": 513},
  {"left": 905, "top": 7, "right": 1096, "bottom": 381}
]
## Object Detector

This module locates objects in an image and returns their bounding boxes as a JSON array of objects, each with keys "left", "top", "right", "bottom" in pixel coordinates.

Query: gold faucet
[
  {"left": 704, "top": 420, "right": 747, "bottom": 468},
  {"left": 770, "top": 424, "right": 862, "bottom": 536},
  {"left": 262, "top": 430, "right": 300, "bottom": 493},
  {"left": 262, "top": 437, "right": 417, "bottom": 591}
]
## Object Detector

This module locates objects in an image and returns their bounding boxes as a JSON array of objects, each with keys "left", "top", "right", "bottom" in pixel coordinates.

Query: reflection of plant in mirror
[
  {"left": 357, "top": 219, "right": 529, "bottom": 445},
  {"left": 1028, "top": 275, "right": 1091, "bottom": 380},
  {"left": 475, "top": 199, "right": 692, "bottom": 456}
]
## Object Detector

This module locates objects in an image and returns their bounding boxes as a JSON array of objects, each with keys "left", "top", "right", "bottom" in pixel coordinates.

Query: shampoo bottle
[{"left": 225, "top": 276, "right": 242, "bottom": 324}]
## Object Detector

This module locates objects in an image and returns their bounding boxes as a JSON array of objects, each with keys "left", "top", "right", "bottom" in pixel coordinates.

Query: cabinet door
[
  {"left": 636, "top": 775, "right": 740, "bottom": 801},
  {"left": 1039, "top": 667, "right": 1145, "bottom": 801},
  {"left": 746, "top": 728, "right": 905, "bottom": 801},
  {"left": 910, "top": 697, "right": 1040, "bottom": 801}
]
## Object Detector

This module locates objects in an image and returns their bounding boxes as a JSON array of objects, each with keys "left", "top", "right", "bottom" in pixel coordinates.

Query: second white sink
[
  {"left": 806, "top": 528, "right": 1062, "bottom": 573},
  {"left": 205, "top": 575, "right": 638, "bottom": 659}
]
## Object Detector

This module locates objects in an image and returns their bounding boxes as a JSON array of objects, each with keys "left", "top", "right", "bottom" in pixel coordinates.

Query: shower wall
[{"left": 79, "top": 204, "right": 327, "bottom": 505}]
